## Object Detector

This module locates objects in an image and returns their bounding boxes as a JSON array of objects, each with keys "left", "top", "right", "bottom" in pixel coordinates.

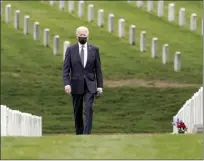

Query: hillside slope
[
  {"left": 1, "top": 1, "right": 201, "bottom": 133},
  {"left": 1, "top": 22, "right": 198, "bottom": 133},
  {"left": 127, "top": 0, "right": 202, "bottom": 35},
  {"left": 2, "top": 1, "right": 202, "bottom": 84}
]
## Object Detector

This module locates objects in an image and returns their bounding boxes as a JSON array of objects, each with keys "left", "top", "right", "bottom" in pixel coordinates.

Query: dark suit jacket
[{"left": 63, "top": 43, "right": 103, "bottom": 94}]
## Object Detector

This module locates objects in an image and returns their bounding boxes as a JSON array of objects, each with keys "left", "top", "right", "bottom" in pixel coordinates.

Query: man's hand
[
  {"left": 65, "top": 85, "right": 71, "bottom": 94},
  {"left": 96, "top": 88, "right": 103, "bottom": 97}
]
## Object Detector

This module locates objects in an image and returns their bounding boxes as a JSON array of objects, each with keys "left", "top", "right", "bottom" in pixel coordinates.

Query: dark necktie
[{"left": 80, "top": 46, "right": 84, "bottom": 67}]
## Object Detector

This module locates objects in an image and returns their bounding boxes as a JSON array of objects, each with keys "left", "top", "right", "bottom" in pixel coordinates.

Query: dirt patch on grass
[{"left": 104, "top": 78, "right": 200, "bottom": 88}]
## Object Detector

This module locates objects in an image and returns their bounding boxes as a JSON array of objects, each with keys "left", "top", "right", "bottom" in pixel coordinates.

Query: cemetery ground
[
  {"left": 1, "top": 16, "right": 199, "bottom": 133},
  {"left": 0, "top": 1, "right": 202, "bottom": 159},
  {"left": 3, "top": 1, "right": 202, "bottom": 84},
  {"left": 1, "top": 134, "right": 202, "bottom": 159},
  {"left": 126, "top": 1, "right": 202, "bottom": 35}
]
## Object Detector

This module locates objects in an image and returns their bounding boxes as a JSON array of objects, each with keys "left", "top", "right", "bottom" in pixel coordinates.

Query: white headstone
[
  {"left": 7, "top": 108, "right": 11, "bottom": 135},
  {"left": 39, "top": 117, "right": 42, "bottom": 136},
  {"left": 7, "top": 109, "right": 11, "bottom": 136},
  {"left": 129, "top": 25, "right": 136, "bottom": 45},
  {"left": 147, "top": 1, "right": 153, "bottom": 12},
  {"left": 24, "top": 15, "right": 30, "bottom": 35},
  {"left": 14, "top": 111, "right": 18, "bottom": 136},
  {"left": 78, "top": 1, "right": 84, "bottom": 17},
  {"left": 178, "top": 8, "right": 185, "bottom": 26},
  {"left": 59, "top": 0, "right": 65, "bottom": 10},
  {"left": 5, "top": 4, "right": 11, "bottom": 24},
  {"left": 118, "top": 18, "right": 125, "bottom": 38},
  {"left": 162, "top": 44, "right": 168, "bottom": 64},
  {"left": 34, "top": 116, "right": 39, "bottom": 136},
  {"left": 174, "top": 51, "right": 181, "bottom": 72},
  {"left": 32, "top": 116, "right": 36, "bottom": 136},
  {"left": 43, "top": 28, "right": 50, "bottom": 47},
  {"left": 27, "top": 113, "right": 32, "bottom": 136},
  {"left": 136, "top": 1, "right": 143, "bottom": 8},
  {"left": 11, "top": 110, "right": 14, "bottom": 136},
  {"left": 53, "top": 35, "right": 60, "bottom": 56},
  {"left": 49, "top": 1, "right": 54, "bottom": 6},
  {"left": 68, "top": 1, "right": 74, "bottom": 13},
  {"left": 168, "top": 3, "right": 175, "bottom": 22},
  {"left": 33, "top": 22, "right": 40, "bottom": 41},
  {"left": 24, "top": 113, "right": 28, "bottom": 136},
  {"left": 190, "top": 13, "right": 197, "bottom": 31},
  {"left": 16, "top": 111, "right": 21, "bottom": 136},
  {"left": 157, "top": 0, "right": 164, "bottom": 17},
  {"left": 1, "top": 106, "right": 7, "bottom": 136},
  {"left": 63, "top": 41, "right": 70, "bottom": 61},
  {"left": 108, "top": 13, "right": 114, "bottom": 32},
  {"left": 35, "top": 116, "right": 39, "bottom": 136},
  {"left": 21, "top": 113, "right": 27, "bottom": 136},
  {"left": 33, "top": 115, "right": 36, "bottom": 136},
  {"left": 88, "top": 4, "right": 94, "bottom": 22},
  {"left": 151, "top": 37, "right": 158, "bottom": 58},
  {"left": 98, "top": 9, "right": 104, "bottom": 27},
  {"left": 31, "top": 115, "right": 35, "bottom": 136},
  {"left": 140, "top": 31, "right": 146, "bottom": 52},
  {"left": 14, "top": 10, "right": 20, "bottom": 29}
]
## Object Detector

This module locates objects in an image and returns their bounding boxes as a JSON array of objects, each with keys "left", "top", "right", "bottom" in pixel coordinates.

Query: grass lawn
[
  {"left": 1, "top": 22, "right": 198, "bottom": 133},
  {"left": 1, "top": 134, "right": 202, "bottom": 159},
  {"left": 1, "top": 2, "right": 202, "bottom": 159},
  {"left": 85, "top": 1, "right": 202, "bottom": 83},
  {"left": 1, "top": 1, "right": 202, "bottom": 83},
  {"left": 127, "top": 0, "right": 202, "bottom": 35},
  {"left": 0, "top": 1, "right": 201, "bottom": 134}
]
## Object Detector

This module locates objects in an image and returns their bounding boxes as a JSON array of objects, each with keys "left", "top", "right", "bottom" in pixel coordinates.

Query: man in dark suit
[{"left": 63, "top": 26, "right": 103, "bottom": 135}]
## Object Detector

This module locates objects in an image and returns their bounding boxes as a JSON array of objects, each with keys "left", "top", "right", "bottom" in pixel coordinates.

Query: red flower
[{"left": 177, "top": 121, "right": 187, "bottom": 129}]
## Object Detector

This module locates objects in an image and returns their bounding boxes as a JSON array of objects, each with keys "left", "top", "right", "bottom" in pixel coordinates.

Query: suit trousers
[{"left": 71, "top": 80, "right": 95, "bottom": 135}]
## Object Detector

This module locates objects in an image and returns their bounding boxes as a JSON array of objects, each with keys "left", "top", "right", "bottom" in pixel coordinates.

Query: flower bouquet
[{"left": 172, "top": 118, "right": 188, "bottom": 134}]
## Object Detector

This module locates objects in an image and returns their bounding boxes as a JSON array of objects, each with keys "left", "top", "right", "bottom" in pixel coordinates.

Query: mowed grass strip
[
  {"left": 1, "top": 1, "right": 201, "bottom": 84},
  {"left": 1, "top": 134, "right": 202, "bottom": 159},
  {"left": 1, "top": 23, "right": 198, "bottom": 133}
]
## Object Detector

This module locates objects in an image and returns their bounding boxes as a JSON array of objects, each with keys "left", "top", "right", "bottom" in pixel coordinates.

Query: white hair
[{"left": 76, "top": 26, "right": 89, "bottom": 37}]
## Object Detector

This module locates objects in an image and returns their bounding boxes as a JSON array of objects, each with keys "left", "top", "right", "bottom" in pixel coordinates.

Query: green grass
[
  {"left": 85, "top": 1, "right": 202, "bottom": 78},
  {"left": 1, "top": 2, "right": 202, "bottom": 159},
  {"left": 1, "top": 1, "right": 202, "bottom": 83},
  {"left": 1, "top": 134, "right": 202, "bottom": 159},
  {"left": 0, "top": 1, "right": 202, "bottom": 134},
  {"left": 1, "top": 23, "right": 198, "bottom": 133},
  {"left": 127, "top": 1, "right": 202, "bottom": 35}
]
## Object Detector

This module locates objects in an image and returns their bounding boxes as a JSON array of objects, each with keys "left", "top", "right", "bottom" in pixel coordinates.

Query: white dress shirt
[
  {"left": 65, "top": 42, "right": 103, "bottom": 93},
  {"left": 78, "top": 42, "right": 88, "bottom": 68}
]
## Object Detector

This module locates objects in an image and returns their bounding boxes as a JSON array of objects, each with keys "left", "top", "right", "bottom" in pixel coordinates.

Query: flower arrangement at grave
[{"left": 172, "top": 118, "right": 188, "bottom": 134}]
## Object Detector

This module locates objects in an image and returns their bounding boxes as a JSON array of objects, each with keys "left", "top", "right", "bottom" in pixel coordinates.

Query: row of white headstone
[
  {"left": 1, "top": 105, "right": 42, "bottom": 136},
  {"left": 127, "top": 0, "right": 202, "bottom": 35},
  {"left": 4, "top": 4, "right": 70, "bottom": 59},
  {"left": 47, "top": 1, "right": 181, "bottom": 72},
  {"left": 173, "top": 87, "right": 203, "bottom": 134}
]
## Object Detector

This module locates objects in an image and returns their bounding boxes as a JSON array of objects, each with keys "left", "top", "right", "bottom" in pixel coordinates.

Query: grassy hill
[
  {"left": 127, "top": 0, "right": 202, "bottom": 35},
  {"left": 85, "top": 1, "right": 202, "bottom": 82},
  {"left": 0, "top": 1, "right": 201, "bottom": 134},
  {"left": 2, "top": 1, "right": 202, "bottom": 83}
]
